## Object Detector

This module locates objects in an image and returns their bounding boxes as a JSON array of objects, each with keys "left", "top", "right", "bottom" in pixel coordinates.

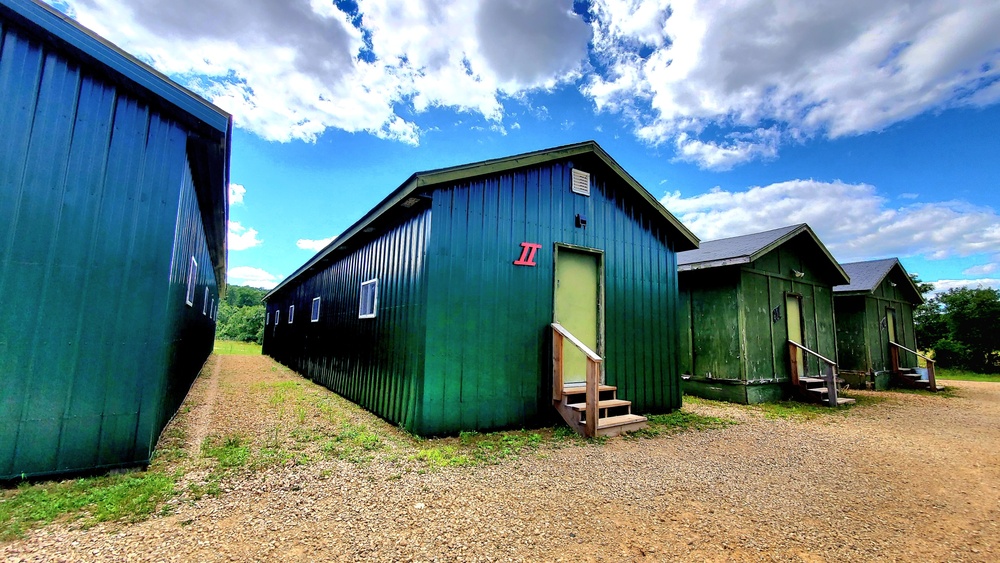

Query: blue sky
[{"left": 51, "top": 0, "right": 1000, "bottom": 292}]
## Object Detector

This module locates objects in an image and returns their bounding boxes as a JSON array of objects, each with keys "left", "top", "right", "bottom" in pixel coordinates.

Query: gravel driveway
[{"left": 3, "top": 354, "right": 998, "bottom": 562}]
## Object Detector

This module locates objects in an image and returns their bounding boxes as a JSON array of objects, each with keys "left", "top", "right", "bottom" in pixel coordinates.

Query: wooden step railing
[
  {"left": 788, "top": 340, "right": 839, "bottom": 407},
  {"left": 889, "top": 341, "right": 938, "bottom": 392},
  {"left": 552, "top": 322, "right": 602, "bottom": 437}
]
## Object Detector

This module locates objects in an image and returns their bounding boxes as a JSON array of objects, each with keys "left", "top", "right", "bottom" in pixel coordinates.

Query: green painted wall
[
  {"left": 0, "top": 13, "right": 225, "bottom": 479},
  {"left": 834, "top": 267, "right": 920, "bottom": 375},
  {"left": 680, "top": 234, "right": 840, "bottom": 404}
]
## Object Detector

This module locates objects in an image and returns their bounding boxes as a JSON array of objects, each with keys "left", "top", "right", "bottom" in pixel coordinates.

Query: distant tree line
[
  {"left": 216, "top": 285, "right": 267, "bottom": 344},
  {"left": 916, "top": 285, "right": 1000, "bottom": 373}
]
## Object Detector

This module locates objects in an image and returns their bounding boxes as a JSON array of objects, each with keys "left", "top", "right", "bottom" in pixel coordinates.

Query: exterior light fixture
[
  {"left": 400, "top": 197, "right": 421, "bottom": 208},
  {"left": 792, "top": 269, "right": 805, "bottom": 278}
]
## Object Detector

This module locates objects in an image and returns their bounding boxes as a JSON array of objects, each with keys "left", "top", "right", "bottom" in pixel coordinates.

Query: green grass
[
  {"left": 0, "top": 472, "right": 175, "bottom": 541},
  {"left": 412, "top": 429, "right": 544, "bottom": 468},
  {"left": 213, "top": 340, "right": 261, "bottom": 355},
  {"left": 935, "top": 368, "right": 1000, "bottom": 383},
  {"left": 201, "top": 434, "right": 251, "bottom": 468},
  {"left": 627, "top": 410, "right": 736, "bottom": 438}
]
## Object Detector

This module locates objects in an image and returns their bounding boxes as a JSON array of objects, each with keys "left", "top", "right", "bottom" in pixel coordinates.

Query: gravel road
[{"left": 3, "top": 355, "right": 998, "bottom": 562}]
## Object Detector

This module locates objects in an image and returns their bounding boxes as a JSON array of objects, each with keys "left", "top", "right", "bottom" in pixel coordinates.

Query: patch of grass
[
  {"left": 0, "top": 472, "right": 175, "bottom": 540},
  {"left": 213, "top": 340, "right": 262, "bottom": 355},
  {"left": 412, "top": 429, "right": 543, "bottom": 468},
  {"left": 936, "top": 368, "right": 1000, "bottom": 383},
  {"left": 753, "top": 399, "right": 857, "bottom": 420},
  {"left": 201, "top": 434, "right": 250, "bottom": 468},
  {"left": 627, "top": 410, "right": 736, "bottom": 438},
  {"left": 411, "top": 446, "right": 471, "bottom": 467}
]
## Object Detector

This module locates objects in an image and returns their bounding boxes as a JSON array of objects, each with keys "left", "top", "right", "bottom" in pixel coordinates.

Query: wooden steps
[
  {"left": 794, "top": 374, "right": 855, "bottom": 407},
  {"left": 554, "top": 384, "right": 648, "bottom": 437}
]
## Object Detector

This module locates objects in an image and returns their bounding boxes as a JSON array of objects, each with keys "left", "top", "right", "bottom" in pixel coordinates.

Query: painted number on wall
[{"left": 513, "top": 242, "right": 542, "bottom": 266}]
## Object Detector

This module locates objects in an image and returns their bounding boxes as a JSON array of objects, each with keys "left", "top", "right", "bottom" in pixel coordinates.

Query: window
[
  {"left": 288, "top": 305, "right": 294, "bottom": 324},
  {"left": 311, "top": 297, "right": 321, "bottom": 322},
  {"left": 359, "top": 279, "right": 378, "bottom": 318},
  {"left": 185, "top": 257, "right": 197, "bottom": 306},
  {"left": 209, "top": 298, "right": 215, "bottom": 319},
  {"left": 266, "top": 312, "right": 270, "bottom": 325},
  {"left": 274, "top": 310, "right": 280, "bottom": 326},
  {"left": 203, "top": 287, "right": 209, "bottom": 315}
]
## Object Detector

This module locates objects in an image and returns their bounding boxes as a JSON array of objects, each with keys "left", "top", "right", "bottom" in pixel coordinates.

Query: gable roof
[
  {"left": 677, "top": 223, "right": 850, "bottom": 285},
  {"left": 834, "top": 258, "right": 925, "bottom": 304},
  {"left": 266, "top": 141, "right": 699, "bottom": 299}
]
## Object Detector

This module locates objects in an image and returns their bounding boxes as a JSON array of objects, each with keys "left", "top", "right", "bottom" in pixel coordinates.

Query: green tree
[
  {"left": 216, "top": 285, "right": 267, "bottom": 343},
  {"left": 936, "top": 287, "right": 1000, "bottom": 372}
]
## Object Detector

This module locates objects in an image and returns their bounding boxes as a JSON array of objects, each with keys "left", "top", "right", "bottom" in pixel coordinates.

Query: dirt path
[
  {"left": 3, "top": 355, "right": 999, "bottom": 562},
  {"left": 184, "top": 356, "right": 222, "bottom": 457}
]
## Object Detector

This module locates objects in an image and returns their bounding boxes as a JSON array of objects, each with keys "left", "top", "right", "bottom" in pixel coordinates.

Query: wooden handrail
[
  {"left": 551, "top": 323, "right": 602, "bottom": 437},
  {"left": 889, "top": 341, "right": 938, "bottom": 392},
  {"left": 788, "top": 340, "right": 836, "bottom": 366},
  {"left": 788, "top": 340, "right": 839, "bottom": 407}
]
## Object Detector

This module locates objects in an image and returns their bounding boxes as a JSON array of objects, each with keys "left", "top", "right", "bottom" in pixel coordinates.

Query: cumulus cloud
[
  {"left": 54, "top": 0, "right": 590, "bottom": 144},
  {"left": 228, "top": 266, "right": 279, "bottom": 289},
  {"left": 661, "top": 180, "right": 1000, "bottom": 262},
  {"left": 296, "top": 237, "right": 336, "bottom": 251},
  {"left": 228, "top": 221, "right": 262, "bottom": 251},
  {"left": 931, "top": 278, "right": 1000, "bottom": 293},
  {"left": 229, "top": 183, "right": 246, "bottom": 205},
  {"left": 585, "top": 0, "right": 1000, "bottom": 168}
]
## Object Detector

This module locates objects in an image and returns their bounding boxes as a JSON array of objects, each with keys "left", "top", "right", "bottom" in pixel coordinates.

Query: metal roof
[
  {"left": 677, "top": 223, "right": 850, "bottom": 284},
  {"left": 0, "top": 0, "right": 233, "bottom": 292},
  {"left": 266, "top": 141, "right": 700, "bottom": 299},
  {"left": 835, "top": 258, "right": 924, "bottom": 304}
]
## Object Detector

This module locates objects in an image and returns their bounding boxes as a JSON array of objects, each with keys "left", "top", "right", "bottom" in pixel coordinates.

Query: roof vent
[{"left": 571, "top": 169, "right": 591, "bottom": 196}]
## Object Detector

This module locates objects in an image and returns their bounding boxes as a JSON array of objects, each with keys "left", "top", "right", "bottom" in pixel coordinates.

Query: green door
[
  {"left": 555, "top": 248, "right": 601, "bottom": 385},
  {"left": 786, "top": 295, "right": 804, "bottom": 378},
  {"left": 886, "top": 308, "right": 897, "bottom": 344}
]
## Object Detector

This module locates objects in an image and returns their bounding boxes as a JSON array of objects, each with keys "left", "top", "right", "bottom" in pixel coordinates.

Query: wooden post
[
  {"left": 585, "top": 358, "right": 598, "bottom": 438},
  {"left": 927, "top": 360, "right": 937, "bottom": 393},
  {"left": 553, "top": 329, "right": 564, "bottom": 402},
  {"left": 788, "top": 342, "right": 800, "bottom": 387},
  {"left": 825, "top": 363, "right": 838, "bottom": 407}
]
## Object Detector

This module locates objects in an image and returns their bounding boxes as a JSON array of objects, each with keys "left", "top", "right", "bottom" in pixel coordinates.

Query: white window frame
[
  {"left": 275, "top": 310, "right": 280, "bottom": 325},
  {"left": 202, "top": 287, "right": 209, "bottom": 315},
  {"left": 209, "top": 298, "right": 215, "bottom": 319},
  {"left": 185, "top": 257, "right": 197, "bottom": 306},
  {"left": 311, "top": 297, "right": 321, "bottom": 322},
  {"left": 288, "top": 305, "right": 295, "bottom": 324},
  {"left": 359, "top": 278, "right": 378, "bottom": 319},
  {"left": 266, "top": 312, "right": 270, "bottom": 325}
]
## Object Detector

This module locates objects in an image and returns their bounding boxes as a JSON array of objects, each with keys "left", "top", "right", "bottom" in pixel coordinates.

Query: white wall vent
[{"left": 571, "top": 169, "right": 591, "bottom": 196}]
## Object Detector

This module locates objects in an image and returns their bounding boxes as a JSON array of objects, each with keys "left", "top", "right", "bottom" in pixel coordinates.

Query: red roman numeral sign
[{"left": 513, "top": 242, "right": 542, "bottom": 266}]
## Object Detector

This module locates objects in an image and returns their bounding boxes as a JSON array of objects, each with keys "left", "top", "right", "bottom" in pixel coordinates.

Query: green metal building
[
  {"left": 833, "top": 258, "right": 924, "bottom": 389},
  {"left": 263, "top": 141, "right": 699, "bottom": 436},
  {"left": 0, "top": 0, "right": 230, "bottom": 479},
  {"left": 677, "top": 224, "right": 850, "bottom": 404}
]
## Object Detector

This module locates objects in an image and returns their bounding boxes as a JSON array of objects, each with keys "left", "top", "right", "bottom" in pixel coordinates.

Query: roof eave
[{"left": 678, "top": 257, "right": 751, "bottom": 271}]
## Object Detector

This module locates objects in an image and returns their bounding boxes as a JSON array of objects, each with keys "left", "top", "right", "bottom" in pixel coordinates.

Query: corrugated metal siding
[
  {"left": 420, "top": 157, "right": 681, "bottom": 435},
  {"left": 264, "top": 209, "right": 431, "bottom": 431},
  {"left": 0, "top": 19, "right": 219, "bottom": 479}
]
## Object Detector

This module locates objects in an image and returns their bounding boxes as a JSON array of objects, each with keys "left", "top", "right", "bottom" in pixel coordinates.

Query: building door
[
  {"left": 886, "top": 308, "right": 897, "bottom": 344},
  {"left": 554, "top": 247, "right": 602, "bottom": 386},
  {"left": 786, "top": 294, "right": 805, "bottom": 379}
]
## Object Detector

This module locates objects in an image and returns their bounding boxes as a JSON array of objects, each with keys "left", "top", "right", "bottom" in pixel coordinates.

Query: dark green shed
[
  {"left": 833, "top": 258, "right": 926, "bottom": 389},
  {"left": 0, "top": 0, "right": 230, "bottom": 479},
  {"left": 677, "top": 224, "right": 850, "bottom": 404},
  {"left": 263, "top": 141, "right": 699, "bottom": 436}
]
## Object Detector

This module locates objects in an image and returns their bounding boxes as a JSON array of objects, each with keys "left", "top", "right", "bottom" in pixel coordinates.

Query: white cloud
[
  {"left": 228, "top": 221, "right": 262, "bottom": 251},
  {"left": 585, "top": 0, "right": 1000, "bottom": 169},
  {"left": 931, "top": 278, "right": 1000, "bottom": 293},
  {"left": 54, "top": 0, "right": 590, "bottom": 144},
  {"left": 963, "top": 262, "right": 999, "bottom": 276},
  {"left": 296, "top": 237, "right": 336, "bottom": 251},
  {"left": 661, "top": 180, "right": 1000, "bottom": 262},
  {"left": 228, "top": 266, "right": 279, "bottom": 289},
  {"left": 229, "top": 183, "right": 246, "bottom": 205}
]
